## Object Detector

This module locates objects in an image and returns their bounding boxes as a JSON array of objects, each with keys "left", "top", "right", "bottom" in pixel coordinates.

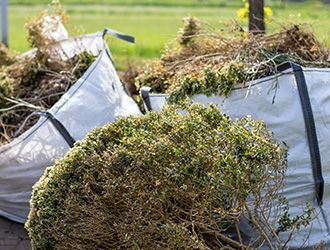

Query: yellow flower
[
  {"left": 264, "top": 6, "right": 273, "bottom": 23},
  {"left": 237, "top": 7, "right": 248, "bottom": 21},
  {"left": 237, "top": 3, "right": 249, "bottom": 21},
  {"left": 236, "top": 2, "right": 273, "bottom": 24}
]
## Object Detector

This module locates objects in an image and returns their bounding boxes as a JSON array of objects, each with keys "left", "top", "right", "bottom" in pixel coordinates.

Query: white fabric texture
[
  {"left": 49, "top": 32, "right": 105, "bottom": 60},
  {"left": 0, "top": 41, "right": 141, "bottom": 223},
  {"left": 141, "top": 66, "right": 330, "bottom": 248},
  {"left": 41, "top": 16, "right": 69, "bottom": 42},
  {"left": 19, "top": 32, "right": 104, "bottom": 60}
]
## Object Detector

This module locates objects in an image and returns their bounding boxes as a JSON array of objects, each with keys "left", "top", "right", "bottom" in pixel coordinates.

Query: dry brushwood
[
  {"left": 0, "top": 1, "right": 96, "bottom": 145},
  {"left": 135, "top": 18, "right": 330, "bottom": 103},
  {"left": 26, "top": 104, "right": 312, "bottom": 249}
]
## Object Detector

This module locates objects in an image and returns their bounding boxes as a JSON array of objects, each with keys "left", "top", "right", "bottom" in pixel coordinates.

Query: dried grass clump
[
  {"left": 26, "top": 104, "right": 293, "bottom": 249},
  {"left": 0, "top": 43, "right": 16, "bottom": 67},
  {"left": 135, "top": 18, "right": 330, "bottom": 103},
  {"left": 26, "top": 0, "right": 68, "bottom": 49},
  {"left": 0, "top": 74, "right": 13, "bottom": 100},
  {"left": 0, "top": 2, "right": 96, "bottom": 145},
  {"left": 178, "top": 16, "right": 201, "bottom": 46}
]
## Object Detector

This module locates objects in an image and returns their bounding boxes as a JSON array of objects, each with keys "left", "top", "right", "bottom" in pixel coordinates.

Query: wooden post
[
  {"left": 1, "top": 0, "right": 8, "bottom": 47},
  {"left": 248, "top": 0, "right": 265, "bottom": 34}
]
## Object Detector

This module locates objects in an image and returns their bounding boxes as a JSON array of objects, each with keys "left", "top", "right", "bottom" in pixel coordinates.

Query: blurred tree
[{"left": 249, "top": 0, "right": 265, "bottom": 34}]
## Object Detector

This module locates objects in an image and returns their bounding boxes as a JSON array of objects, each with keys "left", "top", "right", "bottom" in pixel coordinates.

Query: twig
[{"left": 244, "top": 204, "right": 275, "bottom": 250}]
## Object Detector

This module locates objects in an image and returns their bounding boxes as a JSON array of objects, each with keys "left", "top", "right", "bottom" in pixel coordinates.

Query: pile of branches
[
  {"left": 135, "top": 17, "right": 330, "bottom": 103},
  {"left": 25, "top": 104, "right": 314, "bottom": 249},
  {"left": 0, "top": 1, "right": 95, "bottom": 145}
]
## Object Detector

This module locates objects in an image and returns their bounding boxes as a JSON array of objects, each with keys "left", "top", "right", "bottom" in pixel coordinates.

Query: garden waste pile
[
  {"left": 26, "top": 104, "right": 299, "bottom": 249},
  {"left": 0, "top": 0, "right": 141, "bottom": 225},
  {"left": 135, "top": 17, "right": 330, "bottom": 103},
  {"left": 0, "top": 1, "right": 95, "bottom": 145},
  {"left": 24, "top": 17, "right": 330, "bottom": 249},
  {"left": 135, "top": 18, "right": 330, "bottom": 248}
]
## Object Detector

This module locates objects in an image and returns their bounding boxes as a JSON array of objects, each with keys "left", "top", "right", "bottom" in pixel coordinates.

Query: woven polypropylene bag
[
  {"left": 0, "top": 35, "right": 141, "bottom": 223},
  {"left": 140, "top": 64, "right": 330, "bottom": 248}
]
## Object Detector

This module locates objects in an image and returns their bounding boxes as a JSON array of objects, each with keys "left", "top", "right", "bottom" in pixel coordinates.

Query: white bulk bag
[
  {"left": 0, "top": 36, "right": 141, "bottom": 223},
  {"left": 140, "top": 63, "right": 330, "bottom": 248},
  {"left": 19, "top": 30, "right": 104, "bottom": 60}
]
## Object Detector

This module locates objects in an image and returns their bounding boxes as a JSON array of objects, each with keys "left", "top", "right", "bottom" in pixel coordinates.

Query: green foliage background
[{"left": 7, "top": 0, "right": 330, "bottom": 69}]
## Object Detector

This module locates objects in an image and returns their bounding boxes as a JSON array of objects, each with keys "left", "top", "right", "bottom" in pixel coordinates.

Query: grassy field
[{"left": 8, "top": 0, "right": 330, "bottom": 69}]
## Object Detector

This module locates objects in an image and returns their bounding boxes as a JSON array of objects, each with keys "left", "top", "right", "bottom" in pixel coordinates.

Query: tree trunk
[{"left": 248, "top": 0, "right": 265, "bottom": 34}]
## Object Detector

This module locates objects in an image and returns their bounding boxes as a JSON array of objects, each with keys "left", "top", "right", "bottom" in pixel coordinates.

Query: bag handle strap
[
  {"left": 102, "top": 28, "right": 135, "bottom": 44},
  {"left": 14, "top": 111, "right": 75, "bottom": 148},
  {"left": 290, "top": 63, "right": 324, "bottom": 206},
  {"left": 140, "top": 86, "right": 152, "bottom": 111}
]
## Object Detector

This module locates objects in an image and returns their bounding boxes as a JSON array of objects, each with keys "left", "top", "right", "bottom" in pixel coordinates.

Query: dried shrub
[
  {"left": 135, "top": 19, "right": 330, "bottom": 103},
  {"left": 0, "top": 1, "right": 96, "bottom": 145},
  {"left": 177, "top": 16, "right": 201, "bottom": 46},
  {"left": 26, "top": 104, "right": 295, "bottom": 249},
  {"left": 118, "top": 61, "right": 139, "bottom": 96},
  {"left": 118, "top": 62, "right": 148, "bottom": 112}
]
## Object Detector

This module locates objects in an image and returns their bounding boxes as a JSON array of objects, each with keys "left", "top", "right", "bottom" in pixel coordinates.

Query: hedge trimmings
[{"left": 26, "top": 104, "right": 299, "bottom": 249}]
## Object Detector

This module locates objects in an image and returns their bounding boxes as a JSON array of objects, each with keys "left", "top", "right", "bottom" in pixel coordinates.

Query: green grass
[
  {"left": 8, "top": 0, "right": 254, "bottom": 8},
  {"left": 7, "top": 0, "right": 330, "bottom": 69}
]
